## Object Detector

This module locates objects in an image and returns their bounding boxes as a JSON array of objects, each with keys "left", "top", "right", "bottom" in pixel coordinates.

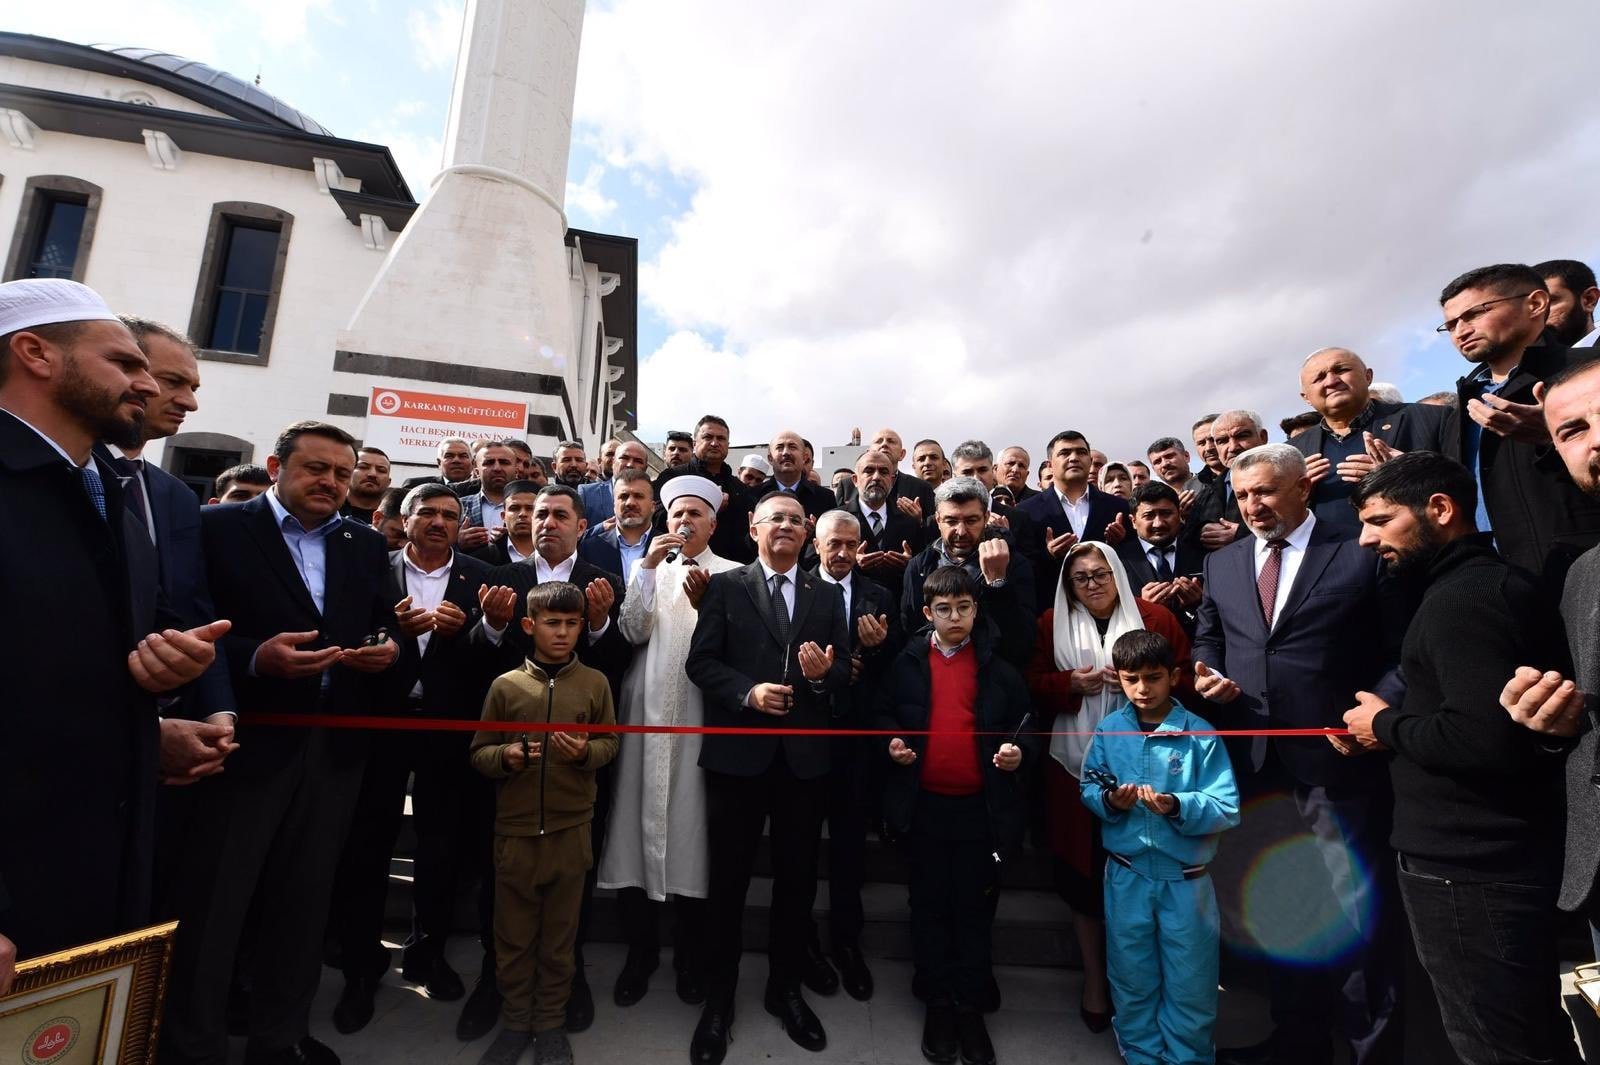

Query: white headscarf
[{"left": 1050, "top": 541, "right": 1144, "bottom": 777}]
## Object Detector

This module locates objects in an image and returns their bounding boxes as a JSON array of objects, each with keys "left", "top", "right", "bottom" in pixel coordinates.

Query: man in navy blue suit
[
  {"left": 579, "top": 467, "right": 655, "bottom": 586},
  {"left": 1017, "top": 429, "right": 1130, "bottom": 609},
  {"left": 110, "top": 316, "right": 238, "bottom": 784},
  {"left": 1193, "top": 443, "right": 1410, "bottom": 1065}
]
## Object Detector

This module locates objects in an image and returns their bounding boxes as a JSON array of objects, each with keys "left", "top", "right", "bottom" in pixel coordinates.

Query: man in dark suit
[
  {"left": 1440, "top": 263, "right": 1600, "bottom": 593},
  {"left": 1018, "top": 429, "right": 1130, "bottom": 609},
  {"left": 835, "top": 427, "right": 938, "bottom": 521},
  {"left": 162, "top": 421, "right": 398, "bottom": 1065},
  {"left": 1116, "top": 480, "right": 1206, "bottom": 636},
  {"left": 654, "top": 414, "right": 756, "bottom": 563},
  {"left": 950, "top": 439, "right": 1043, "bottom": 571},
  {"left": 327, "top": 483, "right": 516, "bottom": 1033},
  {"left": 998, "top": 445, "right": 1038, "bottom": 502},
  {"left": 1192, "top": 443, "right": 1408, "bottom": 1065},
  {"left": 400, "top": 435, "right": 477, "bottom": 492},
  {"left": 1185, "top": 410, "right": 1267, "bottom": 552},
  {"left": 479, "top": 482, "right": 630, "bottom": 1035},
  {"left": 901, "top": 477, "right": 1037, "bottom": 666},
  {"left": 759, "top": 429, "right": 837, "bottom": 520},
  {"left": 0, "top": 284, "right": 225, "bottom": 986},
  {"left": 1291, "top": 347, "right": 1453, "bottom": 538},
  {"left": 820, "top": 448, "right": 927, "bottom": 597},
  {"left": 685, "top": 492, "right": 852, "bottom": 1063},
  {"left": 804, "top": 509, "right": 903, "bottom": 1003},
  {"left": 578, "top": 468, "right": 655, "bottom": 586}
]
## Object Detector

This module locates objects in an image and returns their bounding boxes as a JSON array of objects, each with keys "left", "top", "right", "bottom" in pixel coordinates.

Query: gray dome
[{"left": 94, "top": 44, "right": 334, "bottom": 137}]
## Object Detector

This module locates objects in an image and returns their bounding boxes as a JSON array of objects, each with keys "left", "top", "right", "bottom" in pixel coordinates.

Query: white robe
[{"left": 596, "top": 547, "right": 739, "bottom": 900}]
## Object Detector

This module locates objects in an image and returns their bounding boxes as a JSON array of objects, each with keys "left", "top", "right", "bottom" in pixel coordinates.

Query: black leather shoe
[
  {"left": 331, "top": 974, "right": 377, "bottom": 1035},
  {"left": 920, "top": 1004, "right": 959, "bottom": 1064},
  {"left": 956, "top": 1009, "right": 995, "bottom": 1065},
  {"left": 564, "top": 971, "right": 594, "bottom": 1032},
  {"left": 246, "top": 1035, "right": 341, "bottom": 1065},
  {"left": 800, "top": 939, "right": 839, "bottom": 997},
  {"left": 832, "top": 943, "right": 873, "bottom": 1001},
  {"left": 690, "top": 1002, "right": 734, "bottom": 1065},
  {"left": 675, "top": 966, "right": 707, "bottom": 1005},
  {"left": 613, "top": 950, "right": 658, "bottom": 1007},
  {"left": 763, "top": 983, "right": 826, "bottom": 1052},
  {"left": 456, "top": 973, "right": 502, "bottom": 1043},
  {"left": 426, "top": 962, "right": 465, "bottom": 1002}
]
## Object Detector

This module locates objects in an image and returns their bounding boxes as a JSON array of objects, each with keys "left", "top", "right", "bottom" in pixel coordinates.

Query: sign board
[{"left": 362, "top": 387, "right": 527, "bottom": 465}]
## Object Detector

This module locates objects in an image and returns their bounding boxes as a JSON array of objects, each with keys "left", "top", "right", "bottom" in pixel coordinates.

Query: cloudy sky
[{"left": 11, "top": 1, "right": 1600, "bottom": 464}]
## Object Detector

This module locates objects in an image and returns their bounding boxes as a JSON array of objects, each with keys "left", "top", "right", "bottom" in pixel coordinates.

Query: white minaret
[{"left": 336, "top": 0, "right": 602, "bottom": 445}]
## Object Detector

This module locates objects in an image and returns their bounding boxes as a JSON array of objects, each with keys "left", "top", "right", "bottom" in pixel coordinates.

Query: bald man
[
  {"left": 1289, "top": 347, "right": 1452, "bottom": 537},
  {"left": 834, "top": 427, "right": 937, "bottom": 521},
  {"left": 758, "top": 429, "right": 837, "bottom": 520},
  {"left": 579, "top": 439, "right": 651, "bottom": 526}
]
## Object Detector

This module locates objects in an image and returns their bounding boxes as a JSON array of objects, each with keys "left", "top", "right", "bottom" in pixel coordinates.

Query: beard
[
  {"left": 557, "top": 470, "right": 584, "bottom": 487},
  {"left": 1549, "top": 312, "right": 1593, "bottom": 348},
  {"left": 58, "top": 351, "right": 145, "bottom": 449},
  {"left": 861, "top": 486, "right": 887, "bottom": 508},
  {"left": 1383, "top": 523, "right": 1447, "bottom": 577}
]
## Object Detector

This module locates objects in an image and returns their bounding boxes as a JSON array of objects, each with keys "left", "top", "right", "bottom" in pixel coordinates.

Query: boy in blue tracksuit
[{"left": 1081, "top": 630, "right": 1240, "bottom": 1065}]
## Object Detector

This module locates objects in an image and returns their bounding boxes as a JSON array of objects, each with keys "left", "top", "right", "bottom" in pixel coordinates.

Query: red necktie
[{"left": 1257, "top": 538, "right": 1288, "bottom": 626}]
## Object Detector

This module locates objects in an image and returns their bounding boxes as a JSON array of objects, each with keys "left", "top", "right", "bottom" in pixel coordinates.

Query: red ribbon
[{"left": 241, "top": 712, "right": 1352, "bottom": 739}]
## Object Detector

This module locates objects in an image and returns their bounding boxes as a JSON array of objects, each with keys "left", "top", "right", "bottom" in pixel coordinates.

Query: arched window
[
  {"left": 2, "top": 175, "right": 103, "bottom": 282},
  {"left": 188, "top": 201, "right": 294, "bottom": 364}
]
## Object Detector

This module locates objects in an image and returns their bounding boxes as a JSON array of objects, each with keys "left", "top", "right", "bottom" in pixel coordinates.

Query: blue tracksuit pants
[{"left": 1103, "top": 859, "right": 1219, "bottom": 1065}]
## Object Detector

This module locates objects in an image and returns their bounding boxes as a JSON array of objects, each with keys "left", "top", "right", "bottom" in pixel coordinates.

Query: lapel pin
[
  {"left": 343, "top": 531, "right": 352, "bottom": 539},
  {"left": 1381, "top": 424, "right": 1392, "bottom": 431}
]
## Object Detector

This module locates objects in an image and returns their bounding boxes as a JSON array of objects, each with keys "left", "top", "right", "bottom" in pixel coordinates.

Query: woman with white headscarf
[{"left": 1026, "top": 541, "right": 1193, "bottom": 1034}]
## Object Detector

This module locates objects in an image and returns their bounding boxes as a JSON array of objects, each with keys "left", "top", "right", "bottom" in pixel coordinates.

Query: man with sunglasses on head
[{"left": 1442, "top": 263, "right": 1600, "bottom": 594}]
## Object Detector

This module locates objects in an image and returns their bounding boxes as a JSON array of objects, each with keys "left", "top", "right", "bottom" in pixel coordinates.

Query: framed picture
[{"left": 0, "top": 922, "right": 177, "bottom": 1065}]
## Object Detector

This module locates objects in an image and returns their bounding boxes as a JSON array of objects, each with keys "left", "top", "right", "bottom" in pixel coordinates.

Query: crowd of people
[{"left": 3, "top": 257, "right": 1600, "bottom": 1065}]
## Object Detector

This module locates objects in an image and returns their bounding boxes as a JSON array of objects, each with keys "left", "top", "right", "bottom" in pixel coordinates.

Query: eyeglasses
[
  {"left": 932, "top": 601, "right": 977, "bottom": 619},
  {"left": 1069, "top": 569, "right": 1115, "bottom": 588},
  {"left": 1436, "top": 293, "right": 1532, "bottom": 334},
  {"left": 754, "top": 514, "right": 807, "bottom": 528}
]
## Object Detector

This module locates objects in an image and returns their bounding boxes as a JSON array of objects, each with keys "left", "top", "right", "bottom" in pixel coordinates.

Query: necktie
[
  {"left": 115, "top": 457, "right": 153, "bottom": 540},
  {"left": 868, "top": 511, "right": 882, "bottom": 538},
  {"left": 80, "top": 462, "right": 108, "bottom": 522},
  {"left": 1151, "top": 546, "right": 1174, "bottom": 582},
  {"left": 769, "top": 573, "right": 791, "bottom": 645},
  {"left": 1257, "top": 538, "right": 1289, "bottom": 627}
]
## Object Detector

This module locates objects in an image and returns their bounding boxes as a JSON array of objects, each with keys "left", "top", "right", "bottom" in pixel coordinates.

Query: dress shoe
[
  {"left": 1078, "top": 987, "right": 1112, "bottom": 1034},
  {"left": 763, "top": 983, "right": 827, "bottom": 1052},
  {"left": 921, "top": 1003, "right": 959, "bottom": 1064},
  {"left": 456, "top": 973, "right": 503, "bottom": 1043},
  {"left": 832, "top": 943, "right": 874, "bottom": 1001},
  {"left": 956, "top": 1009, "right": 995, "bottom": 1065},
  {"left": 331, "top": 974, "right": 377, "bottom": 1035},
  {"left": 475, "top": 1029, "right": 531, "bottom": 1065},
  {"left": 534, "top": 1027, "right": 574, "bottom": 1065},
  {"left": 690, "top": 1002, "right": 734, "bottom": 1065},
  {"left": 613, "top": 950, "right": 658, "bottom": 1007},
  {"left": 800, "top": 939, "right": 839, "bottom": 997},
  {"left": 675, "top": 965, "right": 707, "bottom": 1005},
  {"left": 564, "top": 971, "right": 594, "bottom": 1032},
  {"left": 425, "top": 962, "right": 465, "bottom": 1002},
  {"left": 245, "top": 1035, "right": 341, "bottom": 1065}
]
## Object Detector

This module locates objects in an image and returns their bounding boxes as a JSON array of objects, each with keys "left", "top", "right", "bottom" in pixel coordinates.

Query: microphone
[{"left": 663, "top": 523, "right": 693, "bottom": 564}]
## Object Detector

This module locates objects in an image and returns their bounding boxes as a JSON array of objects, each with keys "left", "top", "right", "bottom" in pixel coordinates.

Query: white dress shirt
[
  {"left": 819, "top": 567, "right": 853, "bottom": 620},
  {"left": 107, "top": 444, "right": 157, "bottom": 543},
  {"left": 1250, "top": 511, "right": 1318, "bottom": 628},
  {"left": 757, "top": 558, "right": 799, "bottom": 618},
  {"left": 862, "top": 504, "right": 889, "bottom": 540},
  {"left": 616, "top": 532, "right": 650, "bottom": 586},
  {"left": 507, "top": 538, "right": 531, "bottom": 563},
  {"left": 1054, "top": 485, "right": 1091, "bottom": 538},
  {"left": 1577, "top": 322, "right": 1600, "bottom": 348},
  {"left": 535, "top": 552, "right": 611, "bottom": 638},
  {"left": 401, "top": 547, "right": 504, "bottom": 698},
  {"left": 1138, "top": 537, "right": 1177, "bottom": 578}
]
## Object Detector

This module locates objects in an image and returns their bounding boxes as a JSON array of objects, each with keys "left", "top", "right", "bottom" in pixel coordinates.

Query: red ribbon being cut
[{"left": 241, "top": 712, "right": 1352, "bottom": 740}]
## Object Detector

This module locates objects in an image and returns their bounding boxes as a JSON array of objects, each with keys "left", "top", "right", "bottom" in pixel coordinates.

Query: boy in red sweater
[{"left": 882, "top": 566, "right": 1034, "bottom": 1065}]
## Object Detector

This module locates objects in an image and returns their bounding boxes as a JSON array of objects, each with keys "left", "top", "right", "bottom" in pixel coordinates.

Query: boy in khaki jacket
[{"left": 470, "top": 582, "right": 618, "bottom": 1065}]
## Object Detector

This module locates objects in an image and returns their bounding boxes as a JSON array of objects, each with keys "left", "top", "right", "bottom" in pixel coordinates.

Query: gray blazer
[{"left": 1560, "top": 546, "right": 1600, "bottom": 913}]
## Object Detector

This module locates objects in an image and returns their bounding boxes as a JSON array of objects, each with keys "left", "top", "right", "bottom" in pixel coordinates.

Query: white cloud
[
  {"left": 238, "top": 0, "right": 335, "bottom": 45},
  {"left": 576, "top": 0, "right": 1600, "bottom": 459},
  {"left": 406, "top": 0, "right": 464, "bottom": 74},
  {"left": 565, "top": 163, "right": 617, "bottom": 225}
]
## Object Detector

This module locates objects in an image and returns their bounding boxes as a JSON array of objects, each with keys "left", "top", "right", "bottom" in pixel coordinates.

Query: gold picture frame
[{"left": 0, "top": 922, "right": 177, "bottom": 1065}]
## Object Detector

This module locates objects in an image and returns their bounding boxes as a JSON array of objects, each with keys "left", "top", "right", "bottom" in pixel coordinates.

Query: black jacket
[
  {"left": 686, "top": 560, "right": 852, "bottom": 779},
  {"left": 1289, "top": 400, "right": 1454, "bottom": 538},
  {"left": 876, "top": 626, "right": 1035, "bottom": 856},
  {"left": 805, "top": 565, "right": 902, "bottom": 724},
  {"left": 836, "top": 470, "right": 937, "bottom": 522},
  {"left": 1115, "top": 536, "right": 1208, "bottom": 636},
  {"left": 757, "top": 477, "right": 837, "bottom": 520},
  {"left": 1372, "top": 536, "right": 1570, "bottom": 880},
  {"left": 381, "top": 549, "right": 502, "bottom": 719},
  {"left": 483, "top": 555, "right": 632, "bottom": 695},
  {"left": 0, "top": 412, "right": 173, "bottom": 959},
  {"left": 1455, "top": 340, "right": 1600, "bottom": 584},
  {"left": 1017, "top": 484, "right": 1131, "bottom": 606},
  {"left": 900, "top": 528, "right": 1037, "bottom": 666}
]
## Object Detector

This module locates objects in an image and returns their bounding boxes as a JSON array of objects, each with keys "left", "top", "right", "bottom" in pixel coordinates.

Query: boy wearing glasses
[
  {"left": 882, "top": 566, "right": 1033, "bottom": 1065},
  {"left": 1080, "top": 630, "right": 1239, "bottom": 1065}
]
